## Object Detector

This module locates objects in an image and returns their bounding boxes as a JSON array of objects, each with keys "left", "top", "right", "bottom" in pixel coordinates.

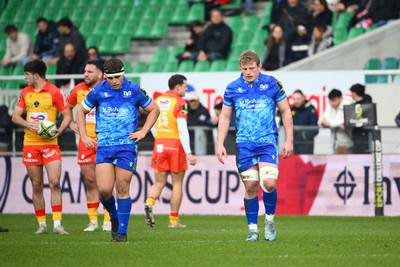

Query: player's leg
[
  {"left": 26, "top": 165, "right": 47, "bottom": 234},
  {"left": 145, "top": 170, "right": 168, "bottom": 227},
  {"left": 44, "top": 159, "right": 68, "bottom": 234},
  {"left": 241, "top": 168, "right": 260, "bottom": 241},
  {"left": 81, "top": 163, "right": 100, "bottom": 231},
  {"left": 168, "top": 171, "right": 186, "bottom": 228}
]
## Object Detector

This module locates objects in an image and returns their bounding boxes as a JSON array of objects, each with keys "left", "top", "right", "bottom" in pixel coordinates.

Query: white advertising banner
[{"left": 1, "top": 154, "right": 399, "bottom": 216}]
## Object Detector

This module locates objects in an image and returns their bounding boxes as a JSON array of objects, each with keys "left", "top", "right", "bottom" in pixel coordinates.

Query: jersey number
[{"left": 159, "top": 111, "right": 169, "bottom": 126}]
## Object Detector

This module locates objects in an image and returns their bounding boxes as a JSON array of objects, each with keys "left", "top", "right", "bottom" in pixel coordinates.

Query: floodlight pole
[{"left": 371, "top": 125, "right": 384, "bottom": 216}]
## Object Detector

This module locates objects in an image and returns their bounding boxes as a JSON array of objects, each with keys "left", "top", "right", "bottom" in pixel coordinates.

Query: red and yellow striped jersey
[
  {"left": 154, "top": 90, "right": 188, "bottom": 140},
  {"left": 16, "top": 80, "right": 68, "bottom": 146},
  {"left": 67, "top": 82, "right": 97, "bottom": 139}
]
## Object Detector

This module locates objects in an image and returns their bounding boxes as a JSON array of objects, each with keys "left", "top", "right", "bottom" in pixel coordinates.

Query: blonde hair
[{"left": 239, "top": 50, "right": 260, "bottom": 66}]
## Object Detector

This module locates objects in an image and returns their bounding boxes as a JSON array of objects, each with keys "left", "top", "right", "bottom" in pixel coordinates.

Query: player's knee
[
  {"left": 259, "top": 166, "right": 278, "bottom": 193},
  {"left": 240, "top": 169, "right": 259, "bottom": 182},
  {"left": 48, "top": 180, "right": 61, "bottom": 191},
  {"left": 31, "top": 181, "right": 43, "bottom": 193}
]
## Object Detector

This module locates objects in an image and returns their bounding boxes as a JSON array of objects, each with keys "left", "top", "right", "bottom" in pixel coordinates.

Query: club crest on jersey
[
  {"left": 123, "top": 90, "right": 132, "bottom": 97},
  {"left": 259, "top": 84, "right": 268, "bottom": 90},
  {"left": 140, "top": 88, "right": 149, "bottom": 99}
]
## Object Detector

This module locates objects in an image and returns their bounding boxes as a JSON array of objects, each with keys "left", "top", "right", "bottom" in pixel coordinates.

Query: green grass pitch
[{"left": 0, "top": 214, "right": 399, "bottom": 267}]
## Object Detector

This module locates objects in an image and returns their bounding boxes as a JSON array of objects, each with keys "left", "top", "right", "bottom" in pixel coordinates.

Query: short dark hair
[
  {"left": 23, "top": 59, "right": 47, "bottom": 78},
  {"left": 104, "top": 58, "right": 124, "bottom": 74},
  {"left": 57, "top": 17, "right": 73, "bottom": 28},
  {"left": 293, "top": 89, "right": 304, "bottom": 96},
  {"left": 4, "top": 24, "right": 17, "bottom": 34},
  {"left": 328, "top": 89, "right": 342, "bottom": 100},
  {"left": 349, "top": 83, "right": 365, "bottom": 97},
  {"left": 36, "top": 17, "right": 48, "bottom": 24},
  {"left": 88, "top": 46, "right": 99, "bottom": 54},
  {"left": 87, "top": 60, "right": 104, "bottom": 73},
  {"left": 168, "top": 74, "right": 187, "bottom": 90}
]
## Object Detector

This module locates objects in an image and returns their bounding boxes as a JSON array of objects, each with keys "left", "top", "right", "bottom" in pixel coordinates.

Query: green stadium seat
[
  {"left": 20, "top": 0, "right": 35, "bottom": 9},
  {"left": 158, "top": 5, "right": 174, "bottom": 23},
  {"left": 133, "top": 19, "right": 154, "bottom": 39},
  {"left": 331, "top": 12, "right": 338, "bottom": 29},
  {"left": 56, "top": 7, "right": 75, "bottom": 21},
  {"left": 113, "top": 34, "right": 131, "bottom": 54},
  {"left": 115, "top": 0, "right": 135, "bottom": 7},
  {"left": 333, "top": 27, "right": 348, "bottom": 46},
  {"left": 234, "top": 30, "right": 253, "bottom": 47},
  {"left": 62, "top": 0, "right": 78, "bottom": 8},
  {"left": 133, "top": 62, "right": 148, "bottom": 73},
  {"left": 366, "top": 25, "right": 378, "bottom": 33},
  {"left": 263, "top": 1, "right": 273, "bottom": 17},
  {"left": 193, "top": 60, "right": 210, "bottom": 72},
  {"left": 26, "top": 9, "right": 41, "bottom": 23},
  {"left": 121, "top": 21, "right": 138, "bottom": 38},
  {"left": 178, "top": 60, "right": 194, "bottom": 72},
  {"left": 42, "top": 8, "right": 57, "bottom": 21},
  {"left": 228, "top": 15, "right": 242, "bottom": 32},
  {"left": 123, "top": 62, "right": 134, "bottom": 73},
  {"left": 250, "top": 30, "right": 268, "bottom": 46},
  {"left": 147, "top": 62, "right": 164, "bottom": 73},
  {"left": 347, "top": 27, "right": 364, "bottom": 41},
  {"left": 249, "top": 44, "right": 265, "bottom": 58},
  {"left": 228, "top": 45, "right": 247, "bottom": 62},
  {"left": 242, "top": 15, "right": 259, "bottom": 32},
  {"left": 93, "top": 21, "right": 109, "bottom": 35},
  {"left": 128, "top": 6, "right": 145, "bottom": 22},
  {"left": 13, "top": 9, "right": 31, "bottom": 25},
  {"left": 364, "top": 58, "right": 381, "bottom": 84},
  {"left": 115, "top": 9, "right": 130, "bottom": 19},
  {"left": 151, "top": 20, "right": 169, "bottom": 38},
  {"left": 4, "top": 80, "right": 20, "bottom": 90},
  {"left": 152, "top": 46, "right": 169, "bottom": 63},
  {"left": 167, "top": 46, "right": 184, "bottom": 62},
  {"left": 149, "top": 0, "right": 164, "bottom": 6},
  {"left": 210, "top": 60, "right": 226, "bottom": 72},
  {"left": 225, "top": 60, "right": 239, "bottom": 71},
  {"left": 376, "top": 57, "right": 398, "bottom": 83},
  {"left": 258, "top": 15, "right": 271, "bottom": 29},
  {"left": 0, "top": 9, "right": 15, "bottom": 26},
  {"left": 142, "top": 5, "right": 160, "bottom": 21},
  {"left": 34, "top": 0, "right": 49, "bottom": 9},
  {"left": 21, "top": 22, "right": 37, "bottom": 41},
  {"left": 71, "top": 8, "right": 87, "bottom": 27},
  {"left": 79, "top": 22, "right": 94, "bottom": 39},
  {"left": 108, "top": 20, "right": 126, "bottom": 35},
  {"left": 92, "top": 0, "right": 108, "bottom": 7},
  {"left": 47, "top": 64, "right": 56, "bottom": 75},
  {"left": 98, "top": 8, "right": 112, "bottom": 21},
  {"left": 48, "top": 0, "right": 63, "bottom": 8},
  {"left": 165, "top": 0, "right": 180, "bottom": 5},
  {"left": 170, "top": 5, "right": 189, "bottom": 24},
  {"left": 163, "top": 61, "right": 179, "bottom": 72},
  {"left": 98, "top": 34, "right": 116, "bottom": 54},
  {"left": 187, "top": 3, "right": 205, "bottom": 23},
  {"left": 84, "top": 7, "right": 102, "bottom": 22},
  {"left": 86, "top": 34, "right": 102, "bottom": 48},
  {"left": 220, "top": 0, "right": 241, "bottom": 10},
  {"left": 0, "top": 66, "right": 13, "bottom": 88},
  {"left": 12, "top": 65, "right": 24, "bottom": 75},
  {"left": 335, "top": 12, "right": 352, "bottom": 29}
]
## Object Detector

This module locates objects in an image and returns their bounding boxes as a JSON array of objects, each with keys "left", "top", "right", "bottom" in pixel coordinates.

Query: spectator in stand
[
  {"left": 262, "top": 25, "right": 292, "bottom": 70},
  {"left": 48, "top": 18, "right": 86, "bottom": 64},
  {"left": 186, "top": 92, "right": 211, "bottom": 126},
  {"left": 202, "top": 1, "right": 231, "bottom": 20},
  {"left": 335, "top": 0, "right": 361, "bottom": 14},
  {"left": 211, "top": 101, "right": 236, "bottom": 127},
  {"left": 192, "top": 9, "right": 232, "bottom": 63},
  {"left": 176, "top": 20, "right": 204, "bottom": 64},
  {"left": 87, "top": 46, "right": 104, "bottom": 64},
  {"left": 1, "top": 24, "right": 32, "bottom": 66},
  {"left": 319, "top": 89, "right": 353, "bottom": 154},
  {"left": 308, "top": 25, "right": 332, "bottom": 56},
  {"left": 30, "top": 17, "right": 59, "bottom": 64},
  {"left": 349, "top": 0, "right": 400, "bottom": 30},
  {"left": 55, "top": 43, "right": 85, "bottom": 88},
  {"left": 290, "top": 22, "right": 311, "bottom": 62},
  {"left": 312, "top": 0, "right": 333, "bottom": 27},
  {"left": 0, "top": 105, "right": 13, "bottom": 152},
  {"left": 291, "top": 89, "right": 319, "bottom": 154},
  {"left": 277, "top": 0, "right": 311, "bottom": 38},
  {"left": 267, "top": 0, "right": 287, "bottom": 32},
  {"left": 349, "top": 83, "right": 372, "bottom": 154}
]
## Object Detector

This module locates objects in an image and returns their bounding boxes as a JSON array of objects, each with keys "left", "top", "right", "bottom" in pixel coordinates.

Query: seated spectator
[
  {"left": 30, "top": 17, "right": 59, "bottom": 64},
  {"left": 319, "top": 89, "right": 353, "bottom": 154},
  {"left": 55, "top": 43, "right": 85, "bottom": 88},
  {"left": 87, "top": 46, "right": 104, "bottom": 63},
  {"left": 277, "top": 0, "right": 311, "bottom": 38},
  {"left": 48, "top": 17, "right": 86, "bottom": 64},
  {"left": 191, "top": 9, "right": 232, "bottom": 63},
  {"left": 262, "top": 25, "right": 292, "bottom": 70},
  {"left": 312, "top": 0, "right": 333, "bottom": 27},
  {"left": 290, "top": 22, "right": 311, "bottom": 62},
  {"left": 349, "top": 0, "right": 400, "bottom": 30},
  {"left": 186, "top": 92, "right": 211, "bottom": 126},
  {"left": 308, "top": 25, "right": 332, "bottom": 56},
  {"left": 176, "top": 20, "right": 204, "bottom": 64},
  {"left": 1, "top": 24, "right": 32, "bottom": 66}
]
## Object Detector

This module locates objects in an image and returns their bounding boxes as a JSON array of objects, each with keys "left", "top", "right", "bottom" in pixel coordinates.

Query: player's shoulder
[
  {"left": 259, "top": 72, "right": 278, "bottom": 85},
  {"left": 227, "top": 76, "right": 243, "bottom": 89}
]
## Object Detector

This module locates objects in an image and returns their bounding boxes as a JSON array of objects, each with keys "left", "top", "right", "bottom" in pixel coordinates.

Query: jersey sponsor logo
[
  {"left": 28, "top": 112, "right": 47, "bottom": 122},
  {"left": 140, "top": 88, "right": 149, "bottom": 99},
  {"left": 101, "top": 106, "right": 129, "bottom": 117},
  {"left": 238, "top": 98, "right": 268, "bottom": 109},
  {"left": 158, "top": 99, "right": 171, "bottom": 110},
  {"left": 181, "top": 104, "right": 188, "bottom": 115}
]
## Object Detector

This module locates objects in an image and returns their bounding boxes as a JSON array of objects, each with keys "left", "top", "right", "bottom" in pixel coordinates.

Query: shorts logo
[{"left": 43, "top": 149, "right": 56, "bottom": 158}]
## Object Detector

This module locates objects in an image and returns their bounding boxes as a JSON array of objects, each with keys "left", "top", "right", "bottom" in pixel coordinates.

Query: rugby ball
[{"left": 38, "top": 120, "right": 57, "bottom": 139}]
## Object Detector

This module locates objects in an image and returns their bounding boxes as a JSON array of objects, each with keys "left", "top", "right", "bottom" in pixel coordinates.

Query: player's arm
[
  {"left": 129, "top": 101, "right": 160, "bottom": 142},
  {"left": 177, "top": 117, "right": 197, "bottom": 165},
  {"left": 67, "top": 92, "right": 79, "bottom": 134},
  {"left": 12, "top": 106, "right": 38, "bottom": 132},
  {"left": 76, "top": 103, "right": 97, "bottom": 149},
  {"left": 217, "top": 104, "right": 233, "bottom": 164},
  {"left": 51, "top": 108, "right": 72, "bottom": 139},
  {"left": 277, "top": 98, "right": 294, "bottom": 158}
]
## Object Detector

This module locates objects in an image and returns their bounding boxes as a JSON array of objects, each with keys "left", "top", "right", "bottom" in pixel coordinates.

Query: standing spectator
[
  {"left": 308, "top": 25, "right": 332, "bottom": 56},
  {"left": 290, "top": 22, "right": 311, "bottom": 62},
  {"left": 291, "top": 89, "right": 319, "bottom": 154},
  {"left": 277, "top": 0, "right": 311, "bottom": 38},
  {"left": 186, "top": 92, "right": 211, "bottom": 126},
  {"left": 319, "top": 89, "right": 353, "bottom": 153},
  {"left": 1, "top": 24, "right": 32, "bottom": 66},
  {"left": 176, "top": 20, "right": 204, "bottom": 64},
  {"left": 30, "top": 17, "right": 59, "bottom": 64},
  {"left": 144, "top": 74, "right": 197, "bottom": 228},
  {"left": 192, "top": 9, "right": 232, "bottom": 63},
  {"left": 262, "top": 25, "right": 292, "bottom": 70},
  {"left": 55, "top": 43, "right": 85, "bottom": 88},
  {"left": 11, "top": 59, "right": 72, "bottom": 235},
  {"left": 312, "top": 0, "right": 333, "bottom": 27},
  {"left": 76, "top": 58, "right": 160, "bottom": 242},
  {"left": 87, "top": 46, "right": 104, "bottom": 64},
  {"left": 217, "top": 50, "right": 293, "bottom": 241},
  {"left": 48, "top": 17, "right": 86, "bottom": 64},
  {"left": 349, "top": 83, "right": 372, "bottom": 154}
]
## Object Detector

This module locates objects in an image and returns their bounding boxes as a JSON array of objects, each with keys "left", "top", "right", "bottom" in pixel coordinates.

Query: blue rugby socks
[
  {"left": 263, "top": 189, "right": 277, "bottom": 221},
  {"left": 101, "top": 195, "right": 118, "bottom": 220},
  {"left": 117, "top": 197, "right": 132, "bottom": 235},
  {"left": 244, "top": 197, "right": 259, "bottom": 231}
]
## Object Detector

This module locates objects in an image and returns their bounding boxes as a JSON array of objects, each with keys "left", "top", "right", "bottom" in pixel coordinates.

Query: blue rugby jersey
[
  {"left": 83, "top": 77, "right": 151, "bottom": 146},
  {"left": 223, "top": 73, "right": 286, "bottom": 144}
]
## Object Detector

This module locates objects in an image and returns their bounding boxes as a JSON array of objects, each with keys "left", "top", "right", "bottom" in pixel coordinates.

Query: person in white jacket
[
  {"left": 319, "top": 88, "right": 353, "bottom": 153},
  {"left": 1, "top": 24, "right": 32, "bottom": 66}
]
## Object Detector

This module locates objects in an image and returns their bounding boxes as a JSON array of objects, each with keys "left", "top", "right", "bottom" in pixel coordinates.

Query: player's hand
[
  {"left": 27, "top": 120, "right": 39, "bottom": 132},
  {"left": 128, "top": 130, "right": 146, "bottom": 142},
  {"left": 281, "top": 141, "right": 293, "bottom": 159},
  {"left": 187, "top": 153, "right": 197, "bottom": 165},
  {"left": 217, "top": 145, "right": 228, "bottom": 164},
  {"left": 69, "top": 121, "right": 79, "bottom": 134},
  {"left": 50, "top": 129, "right": 62, "bottom": 140},
  {"left": 81, "top": 136, "right": 97, "bottom": 150}
]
